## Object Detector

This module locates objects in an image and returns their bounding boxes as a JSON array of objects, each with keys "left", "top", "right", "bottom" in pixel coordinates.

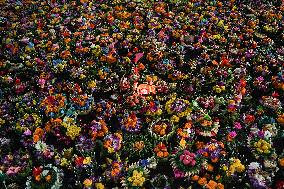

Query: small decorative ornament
[
  {"left": 120, "top": 112, "right": 142, "bottom": 133},
  {"left": 122, "top": 133, "right": 154, "bottom": 161},
  {"left": 69, "top": 94, "right": 94, "bottom": 115},
  {"left": 247, "top": 127, "right": 276, "bottom": 159},
  {"left": 165, "top": 95, "right": 191, "bottom": 118},
  {"left": 150, "top": 174, "right": 170, "bottom": 189},
  {"left": 90, "top": 118, "right": 109, "bottom": 140},
  {"left": 103, "top": 133, "right": 123, "bottom": 153},
  {"left": 25, "top": 164, "right": 63, "bottom": 189},
  {"left": 105, "top": 160, "right": 124, "bottom": 181},
  {"left": 170, "top": 148, "right": 206, "bottom": 178},
  {"left": 197, "top": 139, "right": 226, "bottom": 163},
  {"left": 121, "top": 162, "right": 149, "bottom": 188},
  {"left": 193, "top": 112, "right": 220, "bottom": 137},
  {"left": 149, "top": 119, "right": 175, "bottom": 141},
  {"left": 40, "top": 94, "right": 67, "bottom": 118}
]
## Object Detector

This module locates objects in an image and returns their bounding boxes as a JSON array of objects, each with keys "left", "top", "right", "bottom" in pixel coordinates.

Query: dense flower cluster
[{"left": 0, "top": 0, "right": 284, "bottom": 188}]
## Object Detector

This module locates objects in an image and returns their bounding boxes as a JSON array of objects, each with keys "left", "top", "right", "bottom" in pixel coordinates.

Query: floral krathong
[{"left": 0, "top": 0, "right": 284, "bottom": 189}]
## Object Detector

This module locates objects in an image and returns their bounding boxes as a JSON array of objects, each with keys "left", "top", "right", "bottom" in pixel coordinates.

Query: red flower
[
  {"left": 32, "top": 167, "right": 42, "bottom": 177},
  {"left": 75, "top": 156, "right": 84, "bottom": 166},
  {"left": 245, "top": 114, "right": 255, "bottom": 123}
]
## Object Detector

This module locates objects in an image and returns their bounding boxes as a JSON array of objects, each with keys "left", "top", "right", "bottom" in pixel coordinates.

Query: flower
[
  {"left": 103, "top": 133, "right": 123, "bottom": 153},
  {"left": 133, "top": 141, "right": 145, "bottom": 151},
  {"left": 179, "top": 150, "right": 196, "bottom": 166},
  {"left": 127, "top": 170, "right": 146, "bottom": 187},
  {"left": 173, "top": 168, "right": 185, "bottom": 178},
  {"left": 83, "top": 157, "right": 92, "bottom": 165},
  {"left": 171, "top": 115, "right": 180, "bottom": 123},
  {"left": 136, "top": 83, "right": 156, "bottom": 95},
  {"left": 45, "top": 175, "right": 52, "bottom": 182},
  {"left": 206, "top": 180, "right": 218, "bottom": 189},
  {"left": 279, "top": 157, "right": 284, "bottom": 167},
  {"left": 154, "top": 143, "right": 169, "bottom": 158},
  {"left": 234, "top": 122, "right": 242, "bottom": 129},
  {"left": 198, "top": 177, "right": 207, "bottom": 186},
  {"left": 179, "top": 139, "right": 187, "bottom": 148},
  {"left": 95, "top": 182, "right": 104, "bottom": 189},
  {"left": 227, "top": 159, "right": 245, "bottom": 175},
  {"left": 191, "top": 175, "right": 199, "bottom": 181},
  {"left": 254, "top": 139, "right": 272, "bottom": 154},
  {"left": 66, "top": 124, "right": 81, "bottom": 140},
  {"left": 83, "top": 179, "right": 93, "bottom": 188}
]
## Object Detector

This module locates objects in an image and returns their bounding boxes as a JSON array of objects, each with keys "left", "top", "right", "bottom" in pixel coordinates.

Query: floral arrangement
[
  {"left": 0, "top": 0, "right": 284, "bottom": 188},
  {"left": 170, "top": 148, "right": 206, "bottom": 178},
  {"left": 121, "top": 162, "right": 150, "bottom": 188},
  {"left": 25, "top": 164, "right": 63, "bottom": 189}
]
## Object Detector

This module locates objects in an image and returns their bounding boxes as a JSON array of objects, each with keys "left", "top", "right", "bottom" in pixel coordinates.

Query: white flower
[
  {"left": 264, "top": 131, "right": 272, "bottom": 139},
  {"left": 255, "top": 174, "right": 265, "bottom": 182},
  {"left": 263, "top": 159, "right": 277, "bottom": 169},
  {"left": 35, "top": 141, "right": 48, "bottom": 151},
  {"left": 248, "top": 162, "right": 260, "bottom": 170},
  {"left": 42, "top": 170, "right": 49, "bottom": 177}
]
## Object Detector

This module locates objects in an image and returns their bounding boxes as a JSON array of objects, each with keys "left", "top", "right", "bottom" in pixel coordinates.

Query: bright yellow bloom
[
  {"left": 83, "top": 157, "right": 92, "bottom": 165},
  {"left": 222, "top": 165, "right": 228, "bottom": 171},
  {"left": 66, "top": 124, "right": 81, "bottom": 140},
  {"left": 127, "top": 170, "right": 146, "bottom": 187},
  {"left": 95, "top": 182, "right": 105, "bottom": 189},
  {"left": 227, "top": 159, "right": 245, "bottom": 175},
  {"left": 254, "top": 139, "right": 271, "bottom": 154}
]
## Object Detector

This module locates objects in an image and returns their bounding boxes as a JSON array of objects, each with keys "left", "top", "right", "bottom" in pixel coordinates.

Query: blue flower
[{"left": 140, "top": 159, "right": 149, "bottom": 167}]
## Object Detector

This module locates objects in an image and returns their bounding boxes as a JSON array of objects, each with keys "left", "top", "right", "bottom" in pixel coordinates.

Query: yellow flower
[
  {"left": 83, "top": 157, "right": 92, "bottom": 165},
  {"left": 108, "top": 147, "right": 114, "bottom": 153},
  {"left": 235, "top": 163, "right": 245, "bottom": 173},
  {"left": 88, "top": 80, "right": 96, "bottom": 89},
  {"left": 95, "top": 182, "right": 105, "bottom": 189},
  {"left": 0, "top": 118, "right": 5, "bottom": 126},
  {"left": 80, "top": 74, "right": 86, "bottom": 79},
  {"left": 156, "top": 109, "right": 162, "bottom": 116},
  {"left": 254, "top": 139, "right": 271, "bottom": 154},
  {"left": 171, "top": 115, "right": 180, "bottom": 123},
  {"left": 180, "top": 139, "right": 186, "bottom": 148},
  {"left": 66, "top": 124, "right": 81, "bottom": 140},
  {"left": 227, "top": 159, "right": 245, "bottom": 175},
  {"left": 60, "top": 158, "right": 68, "bottom": 167},
  {"left": 215, "top": 87, "right": 222, "bottom": 93},
  {"left": 127, "top": 170, "right": 146, "bottom": 187},
  {"left": 83, "top": 179, "right": 93, "bottom": 188}
]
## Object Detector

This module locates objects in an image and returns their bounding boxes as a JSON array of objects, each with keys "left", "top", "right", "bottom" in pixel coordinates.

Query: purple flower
[{"left": 173, "top": 168, "right": 185, "bottom": 178}]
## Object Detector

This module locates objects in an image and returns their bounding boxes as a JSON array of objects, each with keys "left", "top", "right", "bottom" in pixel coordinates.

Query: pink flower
[
  {"left": 179, "top": 150, "right": 196, "bottom": 166},
  {"left": 234, "top": 122, "right": 242, "bottom": 129},
  {"left": 6, "top": 166, "right": 21, "bottom": 176},
  {"left": 38, "top": 78, "right": 46, "bottom": 88},
  {"left": 229, "top": 131, "right": 237, "bottom": 138}
]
